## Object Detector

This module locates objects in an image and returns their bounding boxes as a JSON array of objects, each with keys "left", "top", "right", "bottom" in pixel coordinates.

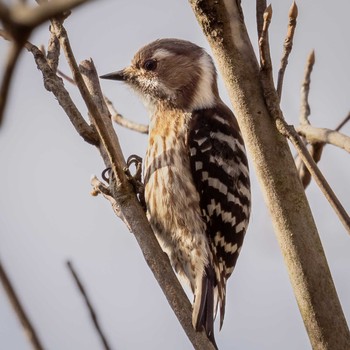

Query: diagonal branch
[
  {"left": 25, "top": 42, "right": 99, "bottom": 145},
  {"left": 335, "top": 112, "right": 350, "bottom": 132},
  {"left": 104, "top": 97, "right": 149, "bottom": 134},
  {"left": 66, "top": 261, "right": 113, "bottom": 350},
  {"left": 0, "top": 258, "right": 45, "bottom": 350}
]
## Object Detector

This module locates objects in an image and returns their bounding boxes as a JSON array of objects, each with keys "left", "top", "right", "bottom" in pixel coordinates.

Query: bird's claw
[{"left": 125, "top": 154, "right": 146, "bottom": 211}]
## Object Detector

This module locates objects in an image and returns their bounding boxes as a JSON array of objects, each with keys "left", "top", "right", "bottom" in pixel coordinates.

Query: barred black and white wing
[{"left": 188, "top": 104, "right": 251, "bottom": 336}]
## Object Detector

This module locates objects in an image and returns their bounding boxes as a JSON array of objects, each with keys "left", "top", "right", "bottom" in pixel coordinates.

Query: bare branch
[
  {"left": 0, "top": 258, "right": 45, "bottom": 350},
  {"left": 0, "top": 41, "right": 22, "bottom": 125},
  {"left": 278, "top": 121, "right": 350, "bottom": 235},
  {"left": 277, "top": 1, "right": 298, "bottom": 99},
  {"left": 299, "top": 50, "right": 315, "bottom": 125},
  {"left": 0, "top": 0, "right": 93, "bottom": 29},
  {"left": 54, "top": 70, "right": 148, "bottom": 134},
  {"left": 258, "top": 5, "right": 272, "bottom": 71},
  {"left": 0, "top": 0, "right": 93, "bottom": 125},
  {"left": 24, "top": 42, "right": 98, "bottom": 145},
  {"left": 66, "top": 261, "right": 113, "bottom": 350},
  {"left": 256, "top": 0, "right": 267, "bottom": 39},
  {"left": 57, "top": 68, "right": 76, "bottom": 84},
  {"left": 296, "top": 125, "right": 350, "bottom": 153},
  {"left": 104, "top": 97, "right": 149, "bottom": 134},
  {"left": 295, "top": 142, "right": 323, "bottom": 188},
  {"left": 297, "top": 50, "right": 317, "bottom": 188},
  {"left": 46, "top": 26, "right": 60, "bottom": 72},
  {"left": 258, "top": 3, "right": 350, "bottom": 235},
  {"left": 335, "top": 112, "right": 350, "bottom": 132}
]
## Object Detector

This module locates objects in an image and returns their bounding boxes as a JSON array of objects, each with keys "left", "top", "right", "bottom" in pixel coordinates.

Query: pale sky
[{"left": 0, "top": 1, "right": 349, "bottom": 349}]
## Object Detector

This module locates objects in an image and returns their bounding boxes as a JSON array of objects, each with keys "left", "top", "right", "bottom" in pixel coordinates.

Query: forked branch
[{"left": 259, "top": 5, "right": 350, "bottom": 235}]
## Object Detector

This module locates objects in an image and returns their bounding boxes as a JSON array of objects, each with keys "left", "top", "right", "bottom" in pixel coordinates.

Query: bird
[{"left": 100, "top": 38, "right": 251, "bottom": 348}]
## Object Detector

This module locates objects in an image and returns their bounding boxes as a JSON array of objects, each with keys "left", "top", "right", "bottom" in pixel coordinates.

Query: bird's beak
[{"left": 99, "top": 69, "right": 127, "bottom": 81}]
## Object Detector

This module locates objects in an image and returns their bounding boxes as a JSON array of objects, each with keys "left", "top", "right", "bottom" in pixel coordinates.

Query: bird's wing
[{"left": 188, "top": 104, "right": 251, "bottom": 330}]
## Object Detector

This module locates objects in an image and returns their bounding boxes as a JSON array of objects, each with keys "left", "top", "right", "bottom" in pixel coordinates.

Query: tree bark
[{"left": 189, "top": 1, "right": 350, "bottom": 349}]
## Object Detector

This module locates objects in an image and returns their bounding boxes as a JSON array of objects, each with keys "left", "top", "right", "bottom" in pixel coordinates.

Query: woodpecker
[{"left": 100, "top": 39, "right": 251, "bottom": 347}]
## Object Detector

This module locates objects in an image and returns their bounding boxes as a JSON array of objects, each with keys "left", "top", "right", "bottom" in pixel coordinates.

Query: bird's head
[{"left": 100, "top": 38, "right": 219, "bottom": 111}]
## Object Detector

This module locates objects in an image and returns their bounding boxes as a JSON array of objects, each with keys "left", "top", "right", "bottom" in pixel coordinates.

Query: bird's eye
[{"left": 143, "top": 59, "right": 157, "bottom": 71}]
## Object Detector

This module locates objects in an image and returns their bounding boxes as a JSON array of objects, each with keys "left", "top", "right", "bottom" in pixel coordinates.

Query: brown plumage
[{"left": 100, "top": 39, "right": 251, "bottom": 348}]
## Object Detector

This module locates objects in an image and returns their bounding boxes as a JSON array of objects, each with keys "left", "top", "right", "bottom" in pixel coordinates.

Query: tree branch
[
  {"left": 256, "top": 0, "right": 266, "bottom": 39},
  {"left": 0, "top": 41, "right": 22, "bottom": 126},
  {"left": 24, "top": 42, "right": 99, "bottom": 145},
  {"left": 66, "top": 261, "right": 113, "bottom": 350},
  {"left": 189, "top": 0, "right": 350, "bottom": 348},
  {"left": 0, "top": 0, "right": 92, "bottom": 29},
  {"left": 299, "top": 50, "right": 315, "bottom": 125},
  {"left": 0, "top": 259, "right": 45, "bottom": 350},
  {"left": 335, "top": 112, "right": 350, "bottom": 132},
  {"left": 104, "top": 97, "right": 149, "bottom": 134},
  {"left": 258, "top": 4, "right": 350, "bottom": 235},
  {"left": 296, "top": 125, "right": 350, "bottom": 153},
  {"left": 277, "top": 2, "right": 298, "bottom": 100},
  {"left": 0, "top": 0, "right": 93, "bottom": 125}
]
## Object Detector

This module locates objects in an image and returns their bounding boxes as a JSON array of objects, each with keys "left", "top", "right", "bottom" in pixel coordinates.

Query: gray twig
[
  {"left": 277, "top": 2, "right": 298, "bottom": 99},
  {"left": 0, "top": 259, "right": 45, "bottom": 350},
  {"left": 104, "top": 97, "right": 149, "bottom": 134},
  {"left": 66, "top": 261, "right": 113, "bottom": 350}
]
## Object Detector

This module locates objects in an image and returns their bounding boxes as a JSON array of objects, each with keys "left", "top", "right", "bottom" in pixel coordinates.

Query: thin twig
[
  {"left": 50, "top": 19, "right": 129, "bottom": 184},
  {"left": 335, "top": 112, "right": 350, "bottom": 132},
  {"left": 0, "top": 41, "right": 23, "bottom": 125},
  {"left": 46, "top": 27, "right": 60, "bottom": 72},
  {"left": 258, "top": 4, "right": 272, "bottom": 72},
  {"left": 299, "top": 50, "right": 315, "bottom": 125},
  {"left": 295, "top": 142, "right": 323, "bottom": 188},
  {"left": 57, "top": 69, "right": 76, "bottom": 84},
  {"left": 256, "top": 0, "right": 267, "bottom": 39},
  {"left": 0, "top": 259, "right": 45, "bottom": 350},
  {"left": 258, "top": 5, "right": 350, "bottom": 235},
  {"left": 25, "top": 42, "right": 99, "bottom": 145},
  {"left": 104, "top": 97, "right": 149, "bottom": 134},
  {"left": 66, "top": 261, "right": 113, "bottom": 350},
  {"left": 55, "top": 72, "right": 148, "bottom": 134},
  {"left": 297, "top": 50, "right": 317, "bottom": 188},
  {"left": 277, "top": 2, "right": 298, "bottom": 99}
]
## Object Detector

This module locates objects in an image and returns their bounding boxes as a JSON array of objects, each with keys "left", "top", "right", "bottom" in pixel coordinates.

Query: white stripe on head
[{"left": 152, "top": 48, "right": 173, "bottom": 60}]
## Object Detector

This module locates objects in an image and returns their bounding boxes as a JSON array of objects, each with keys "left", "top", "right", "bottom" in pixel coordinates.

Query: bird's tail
[{"left": 193, "top": 265, "right": 219, "bottom": 350}]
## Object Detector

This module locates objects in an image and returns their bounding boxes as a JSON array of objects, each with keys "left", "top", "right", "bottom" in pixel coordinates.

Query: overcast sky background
[{"left": 0, "top": 1, "right": 349, "bottom": 349}]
